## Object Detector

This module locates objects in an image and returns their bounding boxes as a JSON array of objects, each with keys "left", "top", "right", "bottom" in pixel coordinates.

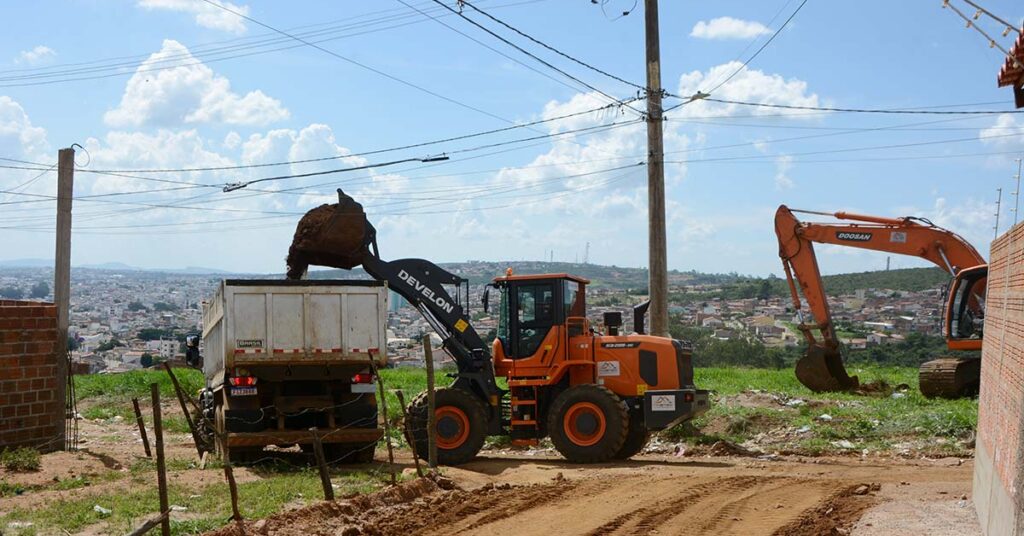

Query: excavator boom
[{"left": 775, "top": 205, "right": 987, "bottom": 393}]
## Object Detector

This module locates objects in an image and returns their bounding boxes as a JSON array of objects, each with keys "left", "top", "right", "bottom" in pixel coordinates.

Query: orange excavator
[{"left": 775, "top": 205, "right": 988, "bottom": 398}]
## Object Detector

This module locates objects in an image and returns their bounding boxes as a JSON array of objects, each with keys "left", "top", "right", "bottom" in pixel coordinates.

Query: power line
[
  {"left": 703, "top": 0, "right": 810, "bottom": 94},
  {"left": 958, "top": 0, "right": 1020, "bottom": 35},
  {"left": 696, "top": 97, "right": 1024, "bottom": 114},
  {"left": 942, "top": 0, "right": 1022, "bottom": 69},
  {"left": 196, "top": 0, "right": 550, "bottom": 132},
  {"left": 426, "top": 0, "right": 642, "bottom": 114},
  {"left": 221, "top": 155, "right": 450, "bottom": 192},
  {"left": 459, "top": 0, "right": 645, "bottom": 90}
]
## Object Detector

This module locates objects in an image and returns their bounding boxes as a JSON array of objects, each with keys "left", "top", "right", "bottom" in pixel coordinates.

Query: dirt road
[{"left": 212, "top": 452, "right": 978, "bottom": 536}]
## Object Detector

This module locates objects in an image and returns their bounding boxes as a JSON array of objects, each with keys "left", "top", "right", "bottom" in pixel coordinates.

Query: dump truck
[
  {"left": 199, "top": 279, "right": 388, "bottom": 463},
  {"left": 284, "top": 191, "right": 710, "bottom": 465}
]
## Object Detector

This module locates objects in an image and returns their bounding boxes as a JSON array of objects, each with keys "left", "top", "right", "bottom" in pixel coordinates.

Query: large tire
[
  {"left": 613, "top": 411, "right": 649, "bottom": 460},
  {"left": 548, "top": 385, "right": 628, "bottom": 463},
  {"left": 406, "top": 387, "right": 488, "bottom": 466}
]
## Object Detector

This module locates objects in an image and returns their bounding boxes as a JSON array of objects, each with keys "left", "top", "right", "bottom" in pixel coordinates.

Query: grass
[
  {"left": 0, "top": 464, "right": 392, "bottom": 535},
  {"left": 677, "top": 366, "right": 978, "bottom": 455},
  {"left": 1, "top": 447, "right": 41, "bottom": 472}
]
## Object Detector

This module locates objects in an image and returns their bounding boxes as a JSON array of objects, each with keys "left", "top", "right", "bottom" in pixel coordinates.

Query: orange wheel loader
[{"left": 284, "top": 191, "right": 710, "bottom": 465}]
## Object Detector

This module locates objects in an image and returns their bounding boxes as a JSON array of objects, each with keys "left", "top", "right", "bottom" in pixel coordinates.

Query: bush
[{"left": 1, "top": 447, "right": 41, "bottom": 472}]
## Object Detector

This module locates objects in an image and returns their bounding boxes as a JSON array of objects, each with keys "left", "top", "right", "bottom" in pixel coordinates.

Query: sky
[{"left": 1, "top": 0, "right": 1023, "bottom": 276}]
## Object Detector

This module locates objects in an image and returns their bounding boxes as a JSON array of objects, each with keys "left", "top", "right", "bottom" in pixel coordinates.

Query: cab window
[{"left": 515, "top": 284, "right": 554, "bottom": 357}]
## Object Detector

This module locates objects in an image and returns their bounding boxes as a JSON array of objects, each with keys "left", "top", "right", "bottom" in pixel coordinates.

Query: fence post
[
  {"left": 395, "top": 390, "right": 424, "bottom": 478},
  {"left": 366, "top": 354, "right": 396, "bottom": 485},
  {"left": 310, "top": 428, "right": 335, "bottom": 501},
  {"left": 132, "top": 398, "right": 152, "bottom": 458},
  {"left": 149, "top": 383, "right": 170, "bottom": 536},
  {"left": 162, "top": 363, "right": 204, "bottom": 457},
  {"left": 422, "top": 335, "right": 437, "bottom": 470}
]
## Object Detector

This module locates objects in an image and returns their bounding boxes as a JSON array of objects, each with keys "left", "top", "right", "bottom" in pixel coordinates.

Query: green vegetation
[
  {"left": 0, "top": 463, "right": 393, "bottom": 535},
  {"left": 0, "top": 285, "right": 24, "bottom": 299},
  {"left": 0, "top": 447, "right": 41, "bottom": 472},
  {"left": 127, "top": 301, "right": 148, "bottom": 312},
  {"left": 153, "top": 302, "right": 180, "bottom": 312},
  {"left": 29, "top": 281, "right": 49, "bottom": 299},
  {"left": 672, "top": 366, "right": 977, "bottom": 456},
  {"left": 96, "top": 338, "right": 125, "bottom": 352}
]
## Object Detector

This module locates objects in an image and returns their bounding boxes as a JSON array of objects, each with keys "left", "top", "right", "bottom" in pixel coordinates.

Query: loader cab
[
  {"left": 487, "top": 273, "right": 588, "bottom": 361},
  {"left": 945, "top": 264, "right": 987, "bottom": 349}
]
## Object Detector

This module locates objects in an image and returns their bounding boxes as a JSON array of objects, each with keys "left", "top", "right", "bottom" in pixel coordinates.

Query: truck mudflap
[{"left": 642, "top": 388, "right": 710, "bottom": 431}]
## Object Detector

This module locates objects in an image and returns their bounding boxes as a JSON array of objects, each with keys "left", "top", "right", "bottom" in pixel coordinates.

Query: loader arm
[{"left": 774, "top": 205, "right": 987, "bottom": 392}]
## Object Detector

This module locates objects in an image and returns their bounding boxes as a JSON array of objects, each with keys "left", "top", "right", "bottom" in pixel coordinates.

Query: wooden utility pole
[
  {"left": 644, "top": 0, "right": 669, "bottom": 337},
  {"left": 54, "top": 147, "right": 74, "bottom": 449}
]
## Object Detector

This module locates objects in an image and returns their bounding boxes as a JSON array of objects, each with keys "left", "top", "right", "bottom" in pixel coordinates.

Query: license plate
[
  {"left": 230, "top": 387, "right": 257, "bottom": 397},
  {"left": 351, "top": 383, "right": 376, "bottom": 394}
]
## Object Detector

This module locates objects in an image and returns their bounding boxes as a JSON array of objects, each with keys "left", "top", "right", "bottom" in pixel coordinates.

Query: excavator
[
  {"left": 284, "top": 191, "right": 709, "bottom": 464},
  {"left": 775, "top": 205, "right": 988, "bottom": 398}
]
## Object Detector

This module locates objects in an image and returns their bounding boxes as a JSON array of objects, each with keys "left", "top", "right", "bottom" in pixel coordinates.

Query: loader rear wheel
[
  {"left": 406, "top": 387, "right": 488, "bottom": 466},
  {"left": 548, "top": 385, "right": 628, "bottom": 463},
  {"left": 613, "top": 411, "right": 650, "bottom": 460}
]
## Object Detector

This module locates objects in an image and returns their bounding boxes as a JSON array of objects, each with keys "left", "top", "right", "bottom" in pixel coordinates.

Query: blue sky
[{"left": 1, "top": 0, "right": 1022, "bottom": 275}]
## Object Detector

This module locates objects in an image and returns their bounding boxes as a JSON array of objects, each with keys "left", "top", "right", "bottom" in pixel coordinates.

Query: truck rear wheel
[
  {"left": 613, "top": 411, "right": 649, "bottom": 460},
  {"left": 406, "top": 388, "right": 487, "bottom": 466},
  {"left": 548, "top": 385, "right": 628, "bottom": 463}
]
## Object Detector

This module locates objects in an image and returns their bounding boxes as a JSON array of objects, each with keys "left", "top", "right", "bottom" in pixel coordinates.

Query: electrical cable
[
  {"left": 426, "top": 0, "right": 643, "bottom": 115},
  {"left": 459, "top": 0, "right": 644, "bottom": 91},
  {"left": 693, "top": 97, "right": 1024, "bottom": 115}
]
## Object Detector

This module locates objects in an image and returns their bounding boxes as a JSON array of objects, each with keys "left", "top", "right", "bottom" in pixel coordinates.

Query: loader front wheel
[
  {"left": 548, "top": 385, "right": 628, "bottom": 463},
  {"left": 406, "top": 388, "right": 488, "bottom": 466},
  {"left": 613, "top": 411, "right": 650, "bottom": 460}
]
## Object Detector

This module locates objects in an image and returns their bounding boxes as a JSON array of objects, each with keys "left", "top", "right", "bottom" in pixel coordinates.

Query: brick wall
[
  {"left": 975, "top": 223, "right": 1024, "bottom": 534},
  {"left": 0, "top": 300, "right": 63, "bottom": 452}
]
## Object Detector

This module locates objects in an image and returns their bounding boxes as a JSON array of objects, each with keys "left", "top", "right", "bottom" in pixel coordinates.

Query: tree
[
  {"left": 127, "top": 301, "right": 148, "bottom": 312},
  {"left": 29, "top": 281, "right": 49, "bottom": 299},
  {"left": 97, "top": 339, "right": 125, "bottom": 352},
  {"left": 67, "top": 336, "right": 80, "bottom": 352},
  {"left": 153, "top": 302, "right": 179, "bottom": 312},
  {"left": 0, "top": 286, "right": 23, "bottom": 299},
  {"left": 138, "top": 328, "right": 172, "bottom": 341},
  {"left": 140, "top": 353, "right": 154, "bottom": 368}
]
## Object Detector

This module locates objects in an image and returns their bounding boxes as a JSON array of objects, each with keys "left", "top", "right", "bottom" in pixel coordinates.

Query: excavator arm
[
  {"left": 775, "top": 205, "right": 987, "bottom": 392},
  {"left": 285, "top": 191, "right": 502, "bottom": 429}
]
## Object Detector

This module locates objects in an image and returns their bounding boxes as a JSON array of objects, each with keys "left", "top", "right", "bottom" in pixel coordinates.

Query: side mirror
[
  {"left": 185, "top": 335, "right": 202, "bottom": 369},
  {"left": 482, "top": 287, "right": 490, "bottom": 313}
]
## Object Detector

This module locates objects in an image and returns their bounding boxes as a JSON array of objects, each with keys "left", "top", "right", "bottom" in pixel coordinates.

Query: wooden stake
[
  {"left": 395, "top": 390, "right": 424, "bottom": 478},
  {"left": 127, "top": 511, "right": 169, "bottom": 536},
  {"left": 222, "top": 453, "right": 242, "bottom": 522},
  {"left": 162, "top": 363, "right": 204, "bottom": 456},
  {"left": 423, "top": 335, "right": 437, "bottom": 469},
  {"left": 310, "top": 428, "right": 335, "bottom": 501},
  {"left": 149, "top": 383, "right": 170, "bottom": 536},
  {"left": 366, "top": 355, "right": 396, "bottom": 485},
  {"left": 132, "top": 398, "right": 152, "bottom": 458}
]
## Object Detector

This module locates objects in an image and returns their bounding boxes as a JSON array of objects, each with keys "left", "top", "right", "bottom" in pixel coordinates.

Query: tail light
[
  {"left": 228, "top": 368, "right": 257, "bottom": 387},
  {"left": 351, "top": 372, "right": 374, "bottom": 384},
  {"left": 684, "top": 392, "right": 695, "bottom": 402}
]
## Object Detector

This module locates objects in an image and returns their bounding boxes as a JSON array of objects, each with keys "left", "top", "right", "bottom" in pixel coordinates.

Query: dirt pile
[
  {"left": 286, "top": 191, "right": 371, "bottom": 279},
  {"left": 771, "top": 483, "right": 881, "bottom": 536}
]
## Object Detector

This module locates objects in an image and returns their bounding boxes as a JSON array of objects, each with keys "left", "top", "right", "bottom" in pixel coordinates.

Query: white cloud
[
  {"left": 15, "top": 45, "right": 56, "bottom": 65},
  {"left": 104, "top": 40, "right": 288, "bottom": 128},
  {"left": 676, "top": 61, "right": 821, "bottom": 118},
  {"left": 691, "top": 17, "right": 771, "bottom": 40},
  {"left": 138, "top": 0, "right": 249, "bottom": 34},
  {"left": 0, "top": 96, "right": 48, "bottom": 159},
  {"left": 979, "top": 113, "right": 1024, "bottom": 148},
  {"left": 774, "top": 155, "right": 794, "bottom": 190}
]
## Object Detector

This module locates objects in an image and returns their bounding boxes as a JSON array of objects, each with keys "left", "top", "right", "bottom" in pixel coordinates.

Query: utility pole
[
  {"left": 994, "top": 187, "right": 1003, "bottom": 239},
  {"left": 54, "top": 147, "right": 74, "bottom": 450},
  {"left": 644, "top": 0, "right": 668, "bottom": 337},
  {"left": 1015, "top": 158, "right": 1023, "bottom": 226}
]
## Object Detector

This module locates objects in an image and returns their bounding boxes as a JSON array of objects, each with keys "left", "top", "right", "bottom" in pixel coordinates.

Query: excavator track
[{"left": 918, "top": 357, "right": 981, "bottom": 399}]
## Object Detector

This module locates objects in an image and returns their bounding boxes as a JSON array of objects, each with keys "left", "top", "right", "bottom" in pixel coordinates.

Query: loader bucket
[
  {"left": 286, "top": 191, "right": 372, "bottom": 279},
  {"left": 795, "top": 345, "right": 859, "bottom": 392}
]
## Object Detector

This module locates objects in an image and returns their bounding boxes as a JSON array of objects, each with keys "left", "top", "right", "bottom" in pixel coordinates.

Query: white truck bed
[{"left": 202, "top": 279, "right": 388, "bottom": 387}]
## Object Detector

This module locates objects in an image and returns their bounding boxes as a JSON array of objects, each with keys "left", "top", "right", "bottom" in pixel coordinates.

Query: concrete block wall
[
  {"left": 975, "top": 223, "right": 1024, "bottom": 535},
  {"left": 0, "top": 300, "right": 63, "bottom": 452}
]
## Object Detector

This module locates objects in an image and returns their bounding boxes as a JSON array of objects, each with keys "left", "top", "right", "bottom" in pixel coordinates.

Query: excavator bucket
[
  {"left": 286, "top": 190, "right": 373, "bottom": 279},
  {"left": 795, "top": 345, "right": 859, "bottom": 392}
]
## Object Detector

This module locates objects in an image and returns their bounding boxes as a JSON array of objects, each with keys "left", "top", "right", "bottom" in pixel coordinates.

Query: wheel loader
[{"left": 284, "top": 191, "right": 710, "bottom": 464}]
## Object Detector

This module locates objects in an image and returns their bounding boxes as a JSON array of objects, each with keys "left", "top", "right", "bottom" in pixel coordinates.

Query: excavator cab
[
  {"left": 486, "top": 273, "right": 588, "bottom": 362},
  {"left": 945, "top": 265, "right": 987, "bottom": 346}
]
